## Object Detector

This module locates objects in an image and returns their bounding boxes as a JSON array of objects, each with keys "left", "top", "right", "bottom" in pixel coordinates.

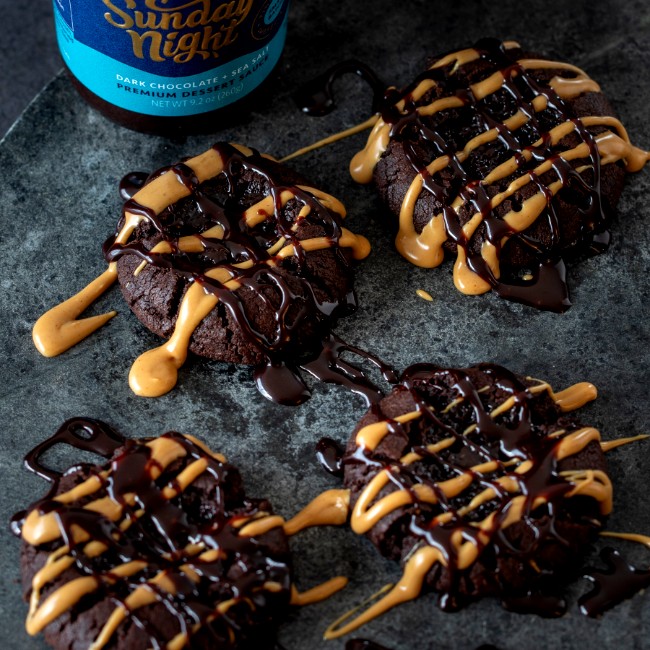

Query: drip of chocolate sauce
[
  {"left": 10, "top": 418, "right": 125, "bottom": 536},
  {"left": 316, "top": 437, "right": 345, "bottom": 476},
  {"left": 343, "top": 363, "right": 602, "bottom": 616},
  {"left": 13, "top": 418, "right": 292, "bottom": 648},
  {"left": 294, "top": 59, "right": 387, "bottom": 116},
  {"left": 579, "top": 548, "right": 650, "bottom": 617},
  {"left": 109, "top": 147, "right": 398, "bottom": 406},
  {"left": 118, "top": 170, "right": 148, "bottom": 201}
]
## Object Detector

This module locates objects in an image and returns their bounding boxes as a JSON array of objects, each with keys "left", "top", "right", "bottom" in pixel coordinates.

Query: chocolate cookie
[
  {"left": 107, "top": 142, "right": 370, "bottom": 367},
  {"left": 13, "top": 418, "right": 292, "bottom": 650},
  {"left": 335, "top": 363, "right": 610, "bottom": 632},
  {"left": 351, "top": 38, "right": 650, "bottom": 311}
]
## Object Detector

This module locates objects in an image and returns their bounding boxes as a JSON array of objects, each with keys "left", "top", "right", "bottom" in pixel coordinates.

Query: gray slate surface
[{"left": 1, "top": 1, "right": 650, "bottom": 649}]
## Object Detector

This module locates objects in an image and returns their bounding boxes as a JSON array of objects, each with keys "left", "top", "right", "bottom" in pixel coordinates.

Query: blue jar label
[{"left": 52, "top": 0, "right": 289, "bottom": 117}]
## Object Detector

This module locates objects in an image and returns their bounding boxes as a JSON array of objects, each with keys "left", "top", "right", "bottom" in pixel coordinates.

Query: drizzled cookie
[
  {"left": 33, "top": 143, "right": 370, "bottom": 403},
  {"left": 13, "top": 418, "right": 348, "bottom": 650},
  {"left": 302, "top": 363, "right": 647, "bottom": 637},
  {"left": 351, "top": 39, "right": 650, "bottom": 311},
  {"left": 13, "top": 418, "right": 292, "bottom": 650}
]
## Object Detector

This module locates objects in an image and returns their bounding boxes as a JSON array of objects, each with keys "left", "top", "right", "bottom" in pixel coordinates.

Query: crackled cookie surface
[
  {"left": 351, "top": 38, "right": 650, "bottom": 311},
  {"left": 14, "top": 418, "right": 292, "bottom": 650}
]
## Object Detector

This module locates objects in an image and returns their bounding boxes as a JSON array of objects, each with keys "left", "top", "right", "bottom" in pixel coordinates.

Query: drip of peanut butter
[
  {"left": 32, "top": 267, "right": 118, "bottom": 357},
  {"left": 290, "top": 577, "right": 349, "bottom": 606},
  {"left": 415, "top": 289, "right": 434, "bottom": 301},
  {"left": 284, "top": 488, "right": 351, "bottom": 535}
]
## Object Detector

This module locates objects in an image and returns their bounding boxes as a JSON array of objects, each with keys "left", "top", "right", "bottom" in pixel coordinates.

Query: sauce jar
[{"left": 52, "top": 0, "right": 290, "bottom": 134}]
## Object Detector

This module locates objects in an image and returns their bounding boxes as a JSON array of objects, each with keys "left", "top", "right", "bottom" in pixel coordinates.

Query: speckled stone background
[{"left": 1, "top": 1, "right": 650, "bottom": 649}]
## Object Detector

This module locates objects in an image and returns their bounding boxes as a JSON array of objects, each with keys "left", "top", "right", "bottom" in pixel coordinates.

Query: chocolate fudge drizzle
[
  {"left": 293, "top": 59, "right": 386, "bottom": 117},
  {"left": 301, "top": 367, "right": 644, "bottom": 638},
  {"left": 32, "top": 143, "right": 381, "bottom": 405},
  {"left": 13, "top": 419, "right": 348, "bottom": 648},
  {"left": 351, "top": 39, "right": 650, "bottom": 311},
  {"left": 579, "top": 548, "right": 650, "bottom": 617}
]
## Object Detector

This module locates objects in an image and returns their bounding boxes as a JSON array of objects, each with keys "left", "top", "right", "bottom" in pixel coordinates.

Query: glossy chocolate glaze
[
  {"left": 315, "top": 437, "right": 345, "bottom": 477},
  {"left": 579, "top": 548, "right": 650, "bottom": 617},
  {"left": 294, "top": 59, "right": 387, "bottom": 117}
]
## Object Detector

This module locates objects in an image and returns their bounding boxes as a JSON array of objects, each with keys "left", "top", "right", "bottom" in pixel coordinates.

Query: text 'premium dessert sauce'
[{"left": 52, "top": 0, "right": 290, "bottom": 134}]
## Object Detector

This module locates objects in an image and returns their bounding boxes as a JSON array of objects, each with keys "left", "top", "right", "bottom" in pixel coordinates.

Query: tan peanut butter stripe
[
  {"left": 416, "top": 288, "right": 434, "bottom": 301},
  {"left": 600, "top": 532, "right": 650, "bottom": 547},
  {"left": 319, "top": 364, "right": 645, "bottom": 638},
  {"left": 32, "top": 143, "right": 371, "bottom": 400},
  {"left": 290, "top": 577, "right": 349, "bottom": 606}
]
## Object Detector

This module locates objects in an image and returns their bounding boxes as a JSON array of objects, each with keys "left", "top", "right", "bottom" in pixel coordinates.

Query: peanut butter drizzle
[
  {"left": 528, "top": 379, "right": 598, "bottom": 412},
  {"left": 129, "top": 281, "right": 219, "bottom": 397},
  {"left": 600, "top": 434, "right": 650, "bottom": 452},
  {"left": 32, "top": 266, "right": 118, "bottom": 357},
  {"left": 281, "top": 115, "right": 379, "bottom": 163},
  {"left": 283, "top": 488, "right": 351, "bottom": 535},
  {"left": 350, "top": 40, "right": 649, "bottom": 309},
  {"left": 33, "top": 143, "right": 371, "bottom": 401},
  {"left": 290, "top": 576, "right": 349, "bottom": 606},
  {"left": 600, "top": 531, "right": 650, "bottom": 547},
  {"left": 324, "top": 364, "right": 634, "bottom": 638}
]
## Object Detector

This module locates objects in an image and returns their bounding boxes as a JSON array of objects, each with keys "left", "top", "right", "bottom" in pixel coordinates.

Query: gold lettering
[
  {"left": 211, "top": 2, "right": 236, "bottom": 22},
  {"left": 162, "top": 32, "right": 180, "bottom": 59},
  {"left": 104, "top": 0, "right": 255, "bottom": 64},
  {"left": 235, "top": 0, "right": 254, "bottom": 21},
  {"left": 145, "top": 0, "right": 207, "bottom": 12},
  {"left": 102, "top": 0, "right": 135, "bottom": 29},
  {"left": 177, "top": 32, "right": 208, "bottom": 63},
  {"left": 135, "top": 11, "right": 162, "bottom": 29},
  {"left": 221, "top": 18, "right": 240, "bottom": 49},
  {"left": 186, "top": 9, "right": 207, "bottom": 28},
  {"left": 127, "top": 30, "right": 165, "bottom": 62}
]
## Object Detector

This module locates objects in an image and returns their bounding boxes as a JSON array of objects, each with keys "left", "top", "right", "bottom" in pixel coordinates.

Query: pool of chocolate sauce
[{"left": 1, "top": 0, "right": 650, "bottom": 648}]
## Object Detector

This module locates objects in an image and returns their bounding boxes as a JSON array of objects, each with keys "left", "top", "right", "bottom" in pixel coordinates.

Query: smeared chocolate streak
[
  {"left": 294, "top": 59, "right": 387, "bottom": 116},
  {"left": 579, "top": 548, "right": 650, "bottom": 617}
]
